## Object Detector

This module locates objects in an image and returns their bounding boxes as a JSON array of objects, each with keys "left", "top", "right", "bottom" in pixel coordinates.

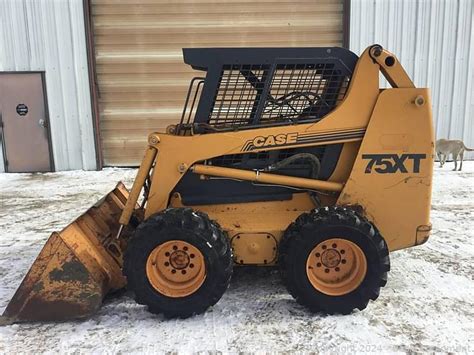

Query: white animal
[{"left": 436, "top": 139, "right": 473, "bottom": 171}]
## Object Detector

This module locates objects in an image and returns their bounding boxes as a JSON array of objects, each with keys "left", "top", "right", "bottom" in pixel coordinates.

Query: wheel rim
[
  {"left": 146, "top": 240, "right": 206, "bottom": 298},
  {"left": 306, "top": 238, "right": 367, "bottom": 296}
]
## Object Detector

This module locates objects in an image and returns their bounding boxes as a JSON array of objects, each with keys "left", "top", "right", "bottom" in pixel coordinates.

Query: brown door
[{"left": 0, "top": 73, "right": 52, "bottom": 172}]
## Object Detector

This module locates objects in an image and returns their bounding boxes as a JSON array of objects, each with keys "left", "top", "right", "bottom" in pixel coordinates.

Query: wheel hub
[
  {"left": 146, "top": 240, "right": 206, "bottom": 298},
  {"left": 306, "top": 238, "right": 367, "bottom": 296},
  {"left": 321, "top": 249, "right": 341, "bottom": 268},
  {"left": 169, "top": 250, "right": 190, "bottom": 270}
]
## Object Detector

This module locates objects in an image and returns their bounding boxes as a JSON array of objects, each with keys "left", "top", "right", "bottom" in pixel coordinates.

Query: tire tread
[
  {"left": 279, "top": 206, "right": 390, "bottom": 314},
  {"left": 123, "top": 208, "right": 232, "bottom": 319}
]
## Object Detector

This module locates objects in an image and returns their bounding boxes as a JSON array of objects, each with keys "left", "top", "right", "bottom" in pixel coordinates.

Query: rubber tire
[
  {"left": 279, "top": 206, "right": 390, "bottom": 314},
  {"left": 123, "top": 208, "right": 233, "bottom": 318}
]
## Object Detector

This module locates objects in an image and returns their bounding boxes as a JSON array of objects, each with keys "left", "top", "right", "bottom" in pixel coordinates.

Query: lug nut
[
  {"left": 341, "top": 259, "right": 346, "bottom": 264},
  {"left": 171, "top": 269, "right": 176, "bottom": 274},
  {"left": 335, "top": 267, "right": 340, "bottom": 272},
  {"left": 173, "top": 245, "right": 178, "bottom": 250},
  {"left": 183, "top": 246, "right": 188, "bottom": 251},
  {"left": 316, "top": 262, "right": 322, "bottom": 267},
  {"left": 332, "top": 243, "right": 337, "bottom": 248},
  {"left": 164, "top": 262, "right": 170, "bottom": 267},
  {"left": 340, "top": 250, "right": 345, "bottom": 254},
  {"left": 190, "top": 254, "right": 195, "bottom": 259},
  {"left": 189, "top": 263, "right": 194, "bottom": 268},
  {"left": 315, "top": 252, "right": 320, "bottom": 257},
  {"left": 325, "top": 268, "right": 330, "bottom": 273},
  {"left": 165, "top": 252, "right": 170, "bottom": 257},
  {"left": 182, "top": 270, "right": 187, "bottom": 275},
  {"left": 322, "top": 245, "right": 327, "bottom": 250}
]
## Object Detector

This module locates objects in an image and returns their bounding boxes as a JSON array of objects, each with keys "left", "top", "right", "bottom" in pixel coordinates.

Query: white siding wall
[
  {"left": 0, "top": 0, "right": 97, "bottom": 171},
  {"left": 350, "top": 0, "right": 474, "bottom": 158}
]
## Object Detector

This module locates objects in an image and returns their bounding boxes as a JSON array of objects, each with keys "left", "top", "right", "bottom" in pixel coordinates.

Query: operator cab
[
  {"left": 176, "top": 47, "right": 358, "bottom": 135},
  {"left": 172, "top": 47, "right": 359, "bottom": 206}
]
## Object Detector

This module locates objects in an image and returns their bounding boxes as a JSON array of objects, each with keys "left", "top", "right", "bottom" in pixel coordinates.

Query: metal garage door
[{"left": 90, "top": 0, "right": 346, "bottom": 166}]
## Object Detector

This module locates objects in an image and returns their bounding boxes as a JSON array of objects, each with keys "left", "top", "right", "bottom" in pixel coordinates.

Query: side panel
[
  {"left": 170, "top": 192, "right": 318, "bottom": 266},
  {"left": 337, "top": 88, "right": 434, "bottom": 251}
]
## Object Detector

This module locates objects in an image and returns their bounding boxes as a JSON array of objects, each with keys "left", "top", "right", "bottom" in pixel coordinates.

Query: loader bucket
[{"left": 1, "top": 182, "right": 134, "bottom": 323}]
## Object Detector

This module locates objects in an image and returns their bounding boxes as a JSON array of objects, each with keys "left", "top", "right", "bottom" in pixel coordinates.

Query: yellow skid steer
[{"left": 2, "top": 45, "right": 434, "bottom": 322}]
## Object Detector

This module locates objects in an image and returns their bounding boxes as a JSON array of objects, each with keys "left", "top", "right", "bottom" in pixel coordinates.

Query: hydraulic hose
[{"left": 263, "top": 153, "right": 321, "bottom": 179}]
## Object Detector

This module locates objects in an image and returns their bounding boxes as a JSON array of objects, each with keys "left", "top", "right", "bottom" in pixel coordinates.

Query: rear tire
[
  {"left": 279, "top": 206, "right": 390, "bottom": 314},
  {"left": 123, "top": 208, "right": 232, "bottom": 318}
]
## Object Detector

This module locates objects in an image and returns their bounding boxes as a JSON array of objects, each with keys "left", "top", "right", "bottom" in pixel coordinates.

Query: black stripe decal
[
  {"left": 241, "top": 129, "right": 366, "bottom": 152},
  {"left": 297, "top": 132, "right": 365, "bottom": 142},
  {"left": 298, "top": 128, "right": 366, "bottom": 137}
]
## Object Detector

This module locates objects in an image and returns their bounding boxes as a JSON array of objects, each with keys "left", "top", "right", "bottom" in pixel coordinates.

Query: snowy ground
[{"left": 0, "top": 162, "right": 473, "bottom": 353}]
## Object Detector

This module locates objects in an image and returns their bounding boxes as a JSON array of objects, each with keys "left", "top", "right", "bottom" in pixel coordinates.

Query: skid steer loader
[{"left": 1, "top": 45, "right": 434, "bottom": 323}]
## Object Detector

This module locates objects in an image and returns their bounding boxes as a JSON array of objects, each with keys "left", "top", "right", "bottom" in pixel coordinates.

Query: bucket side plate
[{"left": 2, "top": 182, "right": 133, "bottom": 323}]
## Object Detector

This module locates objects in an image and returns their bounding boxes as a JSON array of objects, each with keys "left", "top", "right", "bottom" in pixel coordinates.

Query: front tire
[
  {"left": 279, "top": 206, "right": 390, "bottom": 314},
  {"left": 123, "top": 208, "right": 232, "bottom": 318}
]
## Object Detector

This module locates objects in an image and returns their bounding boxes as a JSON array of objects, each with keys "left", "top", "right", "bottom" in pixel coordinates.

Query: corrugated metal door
[{"left": 91, "top": 0, "right": 345, "bottom": 166}]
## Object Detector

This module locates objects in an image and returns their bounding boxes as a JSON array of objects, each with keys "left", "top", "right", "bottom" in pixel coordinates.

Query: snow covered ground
[{"left": 0, "top": 163, "right": 473, "bottom": 353}]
